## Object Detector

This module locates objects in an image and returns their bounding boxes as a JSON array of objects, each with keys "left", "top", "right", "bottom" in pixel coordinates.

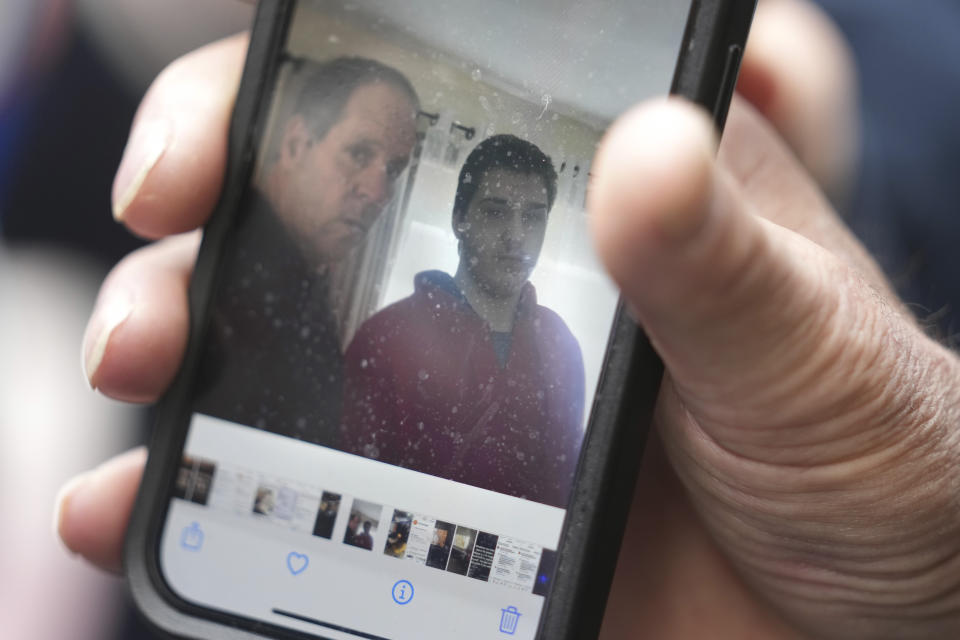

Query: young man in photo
[{"left": 340, "top": 135, "right": 585, "bottom": 508}]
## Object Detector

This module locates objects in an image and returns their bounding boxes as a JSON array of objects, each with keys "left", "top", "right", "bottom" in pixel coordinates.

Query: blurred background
[
  {"left": 0, "top": 0, "right": 957, "bottom": 638},
  {"left": 0, "top": 1, "right": 251, "bottom": 638}
]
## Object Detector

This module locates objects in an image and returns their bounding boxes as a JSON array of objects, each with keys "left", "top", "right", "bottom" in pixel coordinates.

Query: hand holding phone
[
  {"left": 69, "top": 2, "right": 960, "bottom": 636},
  {"left": 112, "top": 2, "right": 750, "bottom": 638}
]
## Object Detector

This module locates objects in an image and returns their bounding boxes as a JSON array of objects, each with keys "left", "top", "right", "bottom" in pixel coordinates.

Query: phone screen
[{"left": 159, "top": 1, "right": 691, "bottom": 638}]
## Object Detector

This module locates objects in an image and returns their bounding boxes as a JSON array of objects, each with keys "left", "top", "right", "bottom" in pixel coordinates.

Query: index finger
[{"left": 112, "top": 33, "right": 247, "bottom": 239}]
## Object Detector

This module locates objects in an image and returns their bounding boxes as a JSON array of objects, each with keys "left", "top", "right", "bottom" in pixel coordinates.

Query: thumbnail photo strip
[{"left": 173, "top": 455, "right": 557, "bottom": 595}]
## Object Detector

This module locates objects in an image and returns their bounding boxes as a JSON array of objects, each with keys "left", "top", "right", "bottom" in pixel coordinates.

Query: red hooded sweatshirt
[{"left": 340, "top": 270, "right": 585, "bottom": 509}]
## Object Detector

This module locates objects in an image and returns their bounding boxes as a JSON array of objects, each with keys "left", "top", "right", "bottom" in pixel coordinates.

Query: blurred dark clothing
[
  {"left": 818, "top": 0, "right": 960, "bottom": 340},
  {"left": 0, "top": 27, "right": 144, "bottom": 265},
  {"left": 195, "top": 191, "right": 344, "bottom": 446}
]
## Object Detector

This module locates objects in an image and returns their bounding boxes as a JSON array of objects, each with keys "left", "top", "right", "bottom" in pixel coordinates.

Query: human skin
[
  {"left": 261, "top": 82, "right": 417, "bottom": 264},
  {"left": 453, "top": 168, "right": 550, "bottom": 331},
  {"left": 61, "top": 2, "right": 960, "bottom": 637}
]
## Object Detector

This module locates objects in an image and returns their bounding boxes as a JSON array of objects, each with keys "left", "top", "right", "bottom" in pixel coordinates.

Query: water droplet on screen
[
  {"left": 471, "top": 68, "right": 482, "bottom": 82},
  {"left": 417, "top": 369, "right": 429, "bottom": 381},
  {"left": 360, "top": 359, "right": 369, "bottom": 369}
]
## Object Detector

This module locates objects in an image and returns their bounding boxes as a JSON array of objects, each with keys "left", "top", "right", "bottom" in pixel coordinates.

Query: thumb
[
  {"left": 590, "top": 98, "right": 960, "bottom": 638},
  {"left": 589, "top": 98, "right": 885, "bottom": 465}
]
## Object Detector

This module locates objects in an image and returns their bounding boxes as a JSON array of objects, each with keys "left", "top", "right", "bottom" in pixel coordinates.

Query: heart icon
[{"left": 286, "top": 551, "right": 309, "bottom": 576}]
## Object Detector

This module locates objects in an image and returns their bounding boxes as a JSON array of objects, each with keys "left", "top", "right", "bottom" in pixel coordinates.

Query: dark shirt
[{"left": 194, "top": 191, "right": 344, "bottom": 445}]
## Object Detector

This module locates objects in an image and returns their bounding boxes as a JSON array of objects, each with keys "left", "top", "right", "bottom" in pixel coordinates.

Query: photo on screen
[
  {"left": 312, "top": 491, "right": 341, "bottom": 539},
  {"left": 425, "top": 520, "right": 456, "bottom": 569},
  {"left": 252, "top": 486, "right": 277, "bottom": 516},
  {"left": 252, "top": 484, "right": 299, "bottom": 520},
  {"left": 446, "top": 526, "right": 478, "bottom": 576},
  {"left": 343, "top": 498, "right": 382, "bottom": 550},
  {"left": 489, "top": 535, "right": 543, "bottom": 592},
  {"left": 466, "top": 531, "right": 499, "bottom": 582},
  {"left": 173, "top": 456, "right": 216, "bottom": 506},
  {"left": 384, "top": 510, "right": 413, "bottom": 558},
  {"left": 403, "top": 515, "right": 437, "bottom": 565},
  {"left": 159, "top": 1, "right": 698, "bottom": 638},
  {"left": 187, "top": 0, "right": 639, "bottom": 512}
]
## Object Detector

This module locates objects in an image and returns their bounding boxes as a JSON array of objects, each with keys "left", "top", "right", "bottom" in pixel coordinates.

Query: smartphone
[{"left": 126, "top": 1, "right": 754, "bottom": 638}]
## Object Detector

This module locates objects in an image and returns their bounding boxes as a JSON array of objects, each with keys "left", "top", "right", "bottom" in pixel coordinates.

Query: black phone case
[{"left": 125, "top": 1, "right": 756, "bottom": 638}]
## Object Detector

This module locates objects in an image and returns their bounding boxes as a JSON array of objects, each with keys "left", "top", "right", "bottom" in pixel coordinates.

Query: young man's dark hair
[
  {"left": 292, "top": 56, "right": 421, "bottom": 142},
  {"left": 452, "top": 134, "right": 558, "bottom": 223}
]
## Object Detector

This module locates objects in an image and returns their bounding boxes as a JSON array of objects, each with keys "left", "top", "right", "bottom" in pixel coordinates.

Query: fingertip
[
  {"left": 88, "top": 296, "right": 188, "bottom": 404},
  {"left": 83, "top": 235, "right": 197, "bottom": 403},
  {"left": 82, "top": 285, "right": 135, "bottom": 391},
  {"left": 112, "top": 118, "right": 173, "bottom": 225},
  {"left": 55, "top": 448, "right": 148, "bottom": 574},
  {"left": 587, "top": 97, "right": 802, "bottom": 379},
  {"left": 113, "top": 33, "right": 248, "bottom": 239},
  {"left": 590, "top": 98, "right": 718, "bottom": 286},
  {"left": 53, "top": 471, "right": 92, "bottom": 555}
]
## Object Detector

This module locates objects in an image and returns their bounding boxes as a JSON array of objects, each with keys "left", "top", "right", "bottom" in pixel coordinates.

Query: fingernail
[
  {"left": 53, "top": 471, "right": 92, "bottom": 549},
  {"left": 83, "top": 289, "right": 135, "bottom": 389},
  {"left": 113, "top": 119, "right": 172, "bottom": 222}
]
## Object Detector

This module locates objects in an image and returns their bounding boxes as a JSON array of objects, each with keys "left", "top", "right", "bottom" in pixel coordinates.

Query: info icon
[{"left": 391, "top": 579, "right": 414, "bottom": 605}]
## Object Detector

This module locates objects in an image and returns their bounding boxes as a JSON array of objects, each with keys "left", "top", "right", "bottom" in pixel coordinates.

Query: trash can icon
[{"left": 499, "top": 606, "right": 521, "bottom": 634}]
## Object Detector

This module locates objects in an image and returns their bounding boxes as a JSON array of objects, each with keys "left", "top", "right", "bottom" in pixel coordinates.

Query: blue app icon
[
  {"left": 180, "top": 522, "right": 204, "bottom": 551},
  {"left": 499, "top": 606, "right": 521, "bottom": 635},
  {"left": 391, "top": 579, "right": 414, "bottom": 605}
]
